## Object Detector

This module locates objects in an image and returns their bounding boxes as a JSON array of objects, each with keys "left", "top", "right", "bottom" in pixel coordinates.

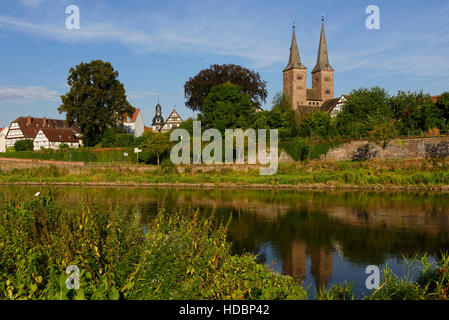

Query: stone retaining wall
[{"left": 321, "top": 137, "right": 449, "bottom": 161}]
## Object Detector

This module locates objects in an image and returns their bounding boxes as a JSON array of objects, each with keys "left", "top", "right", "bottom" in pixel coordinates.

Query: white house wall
[{"left": 0, "top": 127, "right": 9, "bottom": 153}]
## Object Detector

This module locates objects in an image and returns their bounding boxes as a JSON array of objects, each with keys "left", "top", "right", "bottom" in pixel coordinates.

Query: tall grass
[
  {"left": 0, "top": 196, "right": 307, "bottom": 300},
  {"left": 2, "top": 159, "right": 449, "bottom": 188}
]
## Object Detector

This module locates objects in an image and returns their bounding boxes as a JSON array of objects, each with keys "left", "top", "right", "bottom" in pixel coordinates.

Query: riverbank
[
  {"left": 1, "top": 158, "right": 449, "bottom": 190},
  {"left": 1, "top": 197, "right": 448, "bottom": 300}
]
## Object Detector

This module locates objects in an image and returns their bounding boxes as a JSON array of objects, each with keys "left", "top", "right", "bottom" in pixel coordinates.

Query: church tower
[
  {"left": 283, "top": 23, "right": 307, "bottom": 110},
  {"left": 311, "top": 16, "right": 334, "bottom": 102}
]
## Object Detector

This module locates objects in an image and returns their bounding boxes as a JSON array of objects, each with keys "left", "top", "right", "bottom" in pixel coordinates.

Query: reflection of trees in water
[{"left": 2, "top": 186, "right": 449, "bottom": 289}]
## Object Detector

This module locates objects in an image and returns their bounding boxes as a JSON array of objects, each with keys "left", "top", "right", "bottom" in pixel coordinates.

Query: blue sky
[{"left": 0, "top": 0, "right": 448, "bottom": 127}]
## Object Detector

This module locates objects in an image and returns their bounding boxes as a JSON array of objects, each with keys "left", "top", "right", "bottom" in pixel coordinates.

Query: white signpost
[{"left": 134, "top": 148, "right": 142, "bottom": 164}]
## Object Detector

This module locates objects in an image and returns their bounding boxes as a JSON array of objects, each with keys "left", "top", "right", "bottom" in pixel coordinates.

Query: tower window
[
  {"left": 325, "top": 77, "right": 330, "bottom": 82},
  {"left": 297, "top": 75, "right": 303, "bottom": 80}
]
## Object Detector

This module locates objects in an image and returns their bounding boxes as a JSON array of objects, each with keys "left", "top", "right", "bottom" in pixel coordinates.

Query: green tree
[
  {"left": 14, "top": 139, "right": 33, "bottom": 151},
  {"left": 140, "top": 132, "right": 173, "bottom": 165},
  {"left": 370, "top": 120, "right": 399, "bottom": 149},
  {"left": 255, "top": 93, "right": 299, "bottom": 140},
  {"left": 298, "top": 111, "right": 333, "bottom": 138},
  {"left": 58, "top": 60, "right": 135, "bottom": 146},
  {"left": 436, "top": 92, "right": 449, "bottom": 130},
  {"left": 199, "top": 83, "right": 256, "bottom": 133},
  {"left": 336, "top": 87, "right": 391, "bottom": 138},
  {"left": 177, "top": 117, "right": 195, "bottom": 136},
  {"left": 389, "top": 90, "right": 433, "bottom": 135},
  {"left": 184, "top": 64, "right": 267, "bottom": 112}
]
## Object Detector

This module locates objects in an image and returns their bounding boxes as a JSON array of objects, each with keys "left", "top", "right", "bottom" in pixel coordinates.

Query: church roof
[
  {"left": 306, "top": 89, "right": 321, "bottom": 101},
  {"left": 312, "top": 18, "right": 334, "bottom": 74},
  {"left": 283, "top": 25, "right": 306, "bottom": 72}
]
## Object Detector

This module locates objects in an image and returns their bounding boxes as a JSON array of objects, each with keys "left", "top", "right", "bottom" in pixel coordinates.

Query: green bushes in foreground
[
  {"left": 0, "top": 197, "right": 307, "bottom": 300},
  {"left": 0, "top": 197, "right": 448, "bottom": 300}
]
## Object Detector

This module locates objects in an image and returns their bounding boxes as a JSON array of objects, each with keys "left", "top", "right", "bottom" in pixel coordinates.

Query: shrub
[
  {"left": 14, "top": 139, "right": 33, "bottom": 152},
  {"left": 282, "top": 137, "right": 310, "bottom": 161},
  {"left": 0, "top": 197, "right": 308, "bottom": 300}
]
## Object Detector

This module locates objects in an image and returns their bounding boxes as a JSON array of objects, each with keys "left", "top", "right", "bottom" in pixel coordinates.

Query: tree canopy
[
  {"left": 336, "top": 87, "right": 391, "bottom": 138},
  {"left": 58, "top": 60, "right": 135, "bottom": 146},
  {"left": 184, "top": 64, "right": 267, "bottom": 112},
  {"left": 199, "top": 83, "right": 256, "bottom": 134}
]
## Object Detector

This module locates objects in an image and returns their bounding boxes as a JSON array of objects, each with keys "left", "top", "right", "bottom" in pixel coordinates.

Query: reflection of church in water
[{"left": 282, "top": 241, "right": 333, "bottom": 290}]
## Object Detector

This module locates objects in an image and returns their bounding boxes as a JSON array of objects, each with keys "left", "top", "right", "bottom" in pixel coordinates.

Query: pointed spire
[
  {"left": 283, "top": 22, "right": 306, "bottom": 72},
  {"left": 312, "top": 15, "right": 333, "bottom": 73}
]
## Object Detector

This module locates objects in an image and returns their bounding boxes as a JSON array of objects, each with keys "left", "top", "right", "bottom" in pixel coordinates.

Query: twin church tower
[{"left": 283, "top": 17, "right": 334, "bottom": 113}]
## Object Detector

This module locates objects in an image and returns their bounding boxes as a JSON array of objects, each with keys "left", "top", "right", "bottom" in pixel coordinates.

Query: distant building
[
  {"left": 5, "top": 116, "right": 81, "bottom": 149},
  {"left": 283, "top": 18, "right": 337, "bottom": 118},
  {"left": 33, "top": 128, "right": 82, "bottom": 151},
  {"left": 320, "top": 95, "right": 347, "bottom": 117},
  {"left": 151, "top": 103, "right": 165, "bottom": 132},
  {"left": 160, "top": 110, "right": 183, "bottom": 133},
  {"left": 0, "top": 126, "right": 8, "bottom": 152},
  {"left": 432, "top": 95, "right": 442, "bottom": 103},
  {"left": 123, "top": 108, "right": 145, "bottom": 137}
]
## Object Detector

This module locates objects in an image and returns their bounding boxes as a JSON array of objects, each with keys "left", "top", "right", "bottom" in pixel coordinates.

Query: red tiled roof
[
  {"left": 144, "top": 126, "right": 153, "bottom": 132},
  {"left": 8, "top": 117, "right": 79, "bottom": 140},
  {"left": 124, "top": 108, "right": 140, "bottom": 123},
  {"left": 39, "top": 128, "right": 79, "bottom": 143},
  {"left": 432, "top": 95, "right": 441, "bottom": 104}
]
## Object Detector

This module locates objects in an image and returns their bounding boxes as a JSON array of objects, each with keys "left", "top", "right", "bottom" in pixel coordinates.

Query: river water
[{"left": 1, "top": 185, "right": 448, "bottom": 298}]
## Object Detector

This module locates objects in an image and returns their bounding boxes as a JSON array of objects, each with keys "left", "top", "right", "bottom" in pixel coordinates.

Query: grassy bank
[
  {"left": 0, "top": 197, "right": 307, "bottom": 300},
  {"left": 0, "top": 197, "right": 448, "bottom": 300},
  {"left": 1, "top": 159, "right": 449, "bottom": 189}
]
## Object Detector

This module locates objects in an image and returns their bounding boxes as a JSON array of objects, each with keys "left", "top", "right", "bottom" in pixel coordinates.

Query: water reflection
[{"left": 1, "top": 186, "right": 449, "bottom": 297}]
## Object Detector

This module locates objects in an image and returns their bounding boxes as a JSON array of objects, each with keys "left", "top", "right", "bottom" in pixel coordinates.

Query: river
[{"left": 1, "top": 185, "right": 448, "bottom": 298}]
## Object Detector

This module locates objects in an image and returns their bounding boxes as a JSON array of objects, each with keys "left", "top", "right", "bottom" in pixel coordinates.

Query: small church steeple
[
  {"left": 312, "top": 15, "right": 333, "bottom": 73},
  {"left": 284, "top": 22, "right": 306, "bottom": 72}
]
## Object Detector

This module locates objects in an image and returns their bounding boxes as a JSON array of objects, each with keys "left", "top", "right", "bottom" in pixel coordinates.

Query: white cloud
[
  {"left": 0, "top": 86, "right": 59, "bottom": 103},
  {"left": 20, "top": 0, "right": 47, "bottom": 7},
  {"left": 127, "top": 91, "right": 162, "bottom": 99}
]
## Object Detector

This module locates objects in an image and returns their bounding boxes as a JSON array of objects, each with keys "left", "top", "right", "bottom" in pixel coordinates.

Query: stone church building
[{"left": 283, "top": 18, "right": 338, "bottom": 117}]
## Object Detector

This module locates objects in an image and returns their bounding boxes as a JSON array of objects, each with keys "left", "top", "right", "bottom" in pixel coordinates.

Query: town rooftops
[
  {"left": 38, "top": 128, "right": 80, "bottom": 143},
  {"left": 432, "top": 95, "right": 442, "bottom": 104},
  {"left": 320, "top": 97, "right": 342, "bottom": 113},
  {"left": 124, "top": 108, "right": 140, "bottom": 123},
  {"left": 8, "top": 116, "right": 79, "bottom": 139}
]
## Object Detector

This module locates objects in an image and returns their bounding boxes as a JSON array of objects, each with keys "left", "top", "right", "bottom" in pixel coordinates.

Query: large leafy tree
[
  {"left": 140, "top": 132, "right": 173, "bottom": 165},
  {"left": 199, "top": 83, "right": 256, "bottom": 134},
  {"left": 436, "top": 92, "right": 449, "bottom": 129},
  {"left": 298, "top": 111, "right": 334, "bottom": 138},
  {"left": 336, "top": 87, "right": 391, "bottom": 138},
  {"left": 255, "top": 93, "right": 299, "bottom": 140},
  {"left": 58, "top": 60, "right": 135, "bottom": 146},
  {"left": 184, "top": 64, "right": 268, "bottom": 112}
]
